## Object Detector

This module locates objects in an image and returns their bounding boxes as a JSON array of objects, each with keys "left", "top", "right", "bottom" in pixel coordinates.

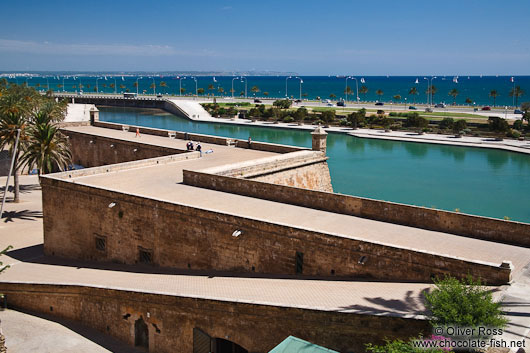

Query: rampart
[
  {"left": 183, "top": 169, "right": 530, "bottom": 248},
  {"left": 62, "top": 129, "right": 188, "bottom": 167},
  {"left": 40, "top": 174, "right": 511, "bottom": 285},
  {"left": 0, "top": 282, "right": 430, "bottom": 353}
]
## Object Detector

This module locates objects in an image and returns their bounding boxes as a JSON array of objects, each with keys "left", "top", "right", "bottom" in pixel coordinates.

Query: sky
[{"left": 1, "top": 0, "right": 529, "bottom": 75}]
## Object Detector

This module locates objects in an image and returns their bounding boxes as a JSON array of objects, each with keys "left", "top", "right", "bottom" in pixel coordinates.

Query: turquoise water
[
  {"left": 99, "top": 107, "right": 530, "bottom": 223},
  {"left": 8, "top": 75, "right": 530, "bottom": 107}
]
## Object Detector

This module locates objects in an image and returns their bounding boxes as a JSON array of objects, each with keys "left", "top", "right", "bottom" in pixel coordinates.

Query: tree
[
  {"left": 453, "top": 119, "right": 467, "bottom": 134},
  {"left": 427, "top": 85, "right": 438, "bottom": 103},
  {"left": 404, "top": 112, "right": 428, "bottom": 128},
  {"left": 329, "top": 93, "right": 336, "bottom": 99},
  {"left": 488, "top": 90, "right": 499, "bottom": 107},
  {"left": 510, "top": 86, "right": 525, "bottom": 106},
  {"left": 0, "top": 84, "right": 40, "bottom": 202},
  {"left": 376, "top": 89, "right": 384, "bottom": 101},
  {"left": 293, "top": 107, "right": 308, "bottom": 122},
  {"left": 250, "top": 86, "right": 260, "bottom": 95},
  {"left": 344, "top": 85, "right": 353, "bottom": 99},
  {"left": 149, "top": 83, "right": 156, "bottom": 93},
  {"left": 521, "top": 102, "right": 530, "bottom": 125},
  {"left": 119, "top": 84, "right": 126, "bottom": 91},
  {"left": 359, "top": 85, "right": 368, "bottom": 100},
  {"left": 393, "top": 94, "right": 401, "bottom": 103},
  {"left": 133, "top": 82, "right": 139, "bottom": 89},
  {"left": 408, "top": 87, "right": 419, "bottom": 104},
  {"left": 448, "top": 88, "right": 459, "bottom": 105},
  {"left": 180, "top": 88, "right": 186, "bottom": 94},
  {"left": 160, "top": 81, "right": 167, "bottom": 93},
  {"left": 488, "top": 117, "right": 510, "bottom": 133},
  {"left": 439, "top": 117, "right": 454, "bottom": 130},
  {"left": 273, "top": 99, "right": 291, "bottom": 109},
  {"left": 263, "top": 92, "right": 269, "bottom": 97},
  {"left": 218, "top": 87, "right": 225, "bottom": 95},
  {"left": 197, "top": 88, "right": 205, "bottom": 95},
  {"left": 21, "top": 110, "right": 71, "bottom": 175},
  {"left": 465, "top": 97, "right": 472, "bottom": 104},
  {"left": 208, "top": 84, "right": 214, "bottom": 96},
  {"left": 321, "top": 110, "right": 336, "bottom": 124},
  {"left": 347, "top": 108, "right": 366, "bottom": 129},
  {"left": 425, "top": 276, "right": 508, "bottom": 329},
  {"left": 109, "top": 83, "right": 115, "bottom": 90}
]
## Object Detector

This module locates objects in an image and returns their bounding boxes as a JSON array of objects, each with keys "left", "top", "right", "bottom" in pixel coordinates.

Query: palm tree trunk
[{"left": 13, "top": 154, "right": 20, "bottom": 203}]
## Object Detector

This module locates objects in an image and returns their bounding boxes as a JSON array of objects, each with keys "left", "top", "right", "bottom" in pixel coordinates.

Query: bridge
[{"left": 53, "top": 92, "right": 212, "bottom": 121}]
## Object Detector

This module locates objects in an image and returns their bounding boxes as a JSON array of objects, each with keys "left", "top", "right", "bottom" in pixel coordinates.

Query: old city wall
[
  {"left": 40, "top": 176, "right": 510, "bottom": 284},
  {"left": 62, "top": 129, "right": 187, "bottom": 168},
  {"left": 0, "top": 282, "right": 430, "bottom": 353},
  {"left": 183, "top": 170, "right": 530, "bottom": 248},
  {"left": 201, "top": 150, "right": 333, "bottom": 192}
]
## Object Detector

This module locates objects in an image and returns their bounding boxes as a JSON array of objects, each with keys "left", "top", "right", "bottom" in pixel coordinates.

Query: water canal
[{"left": 99, "top": 107, "right": 530, "bottom": 223}]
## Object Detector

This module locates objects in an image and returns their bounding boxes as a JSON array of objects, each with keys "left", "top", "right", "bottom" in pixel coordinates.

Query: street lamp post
[
  {"left": 423, "top": 76, "right": 437, "bottom": 107},
  {"left": 231, "top": 76, "right": 239, "bottom": 99},
  {"left": 151, "top": 77, "right": 156, "bottom": 95},
  {"left": 192, "top": 77, "right": 198, "bottom": 98},
  {"left": 295, "top": 77, "right": 303, "bottom": 101},
  {"left": 285, "top": 76, "right": 292, "bottom": 97},
  {"left": 177, "top": 77, "right": 186, "bottom": 97},
  {"left": 0, "top": 129, "right": 21, "bottom": 219},
  {"left": 135, "top": 77, "right": 140, "bottom": 95},
  {"left": 96, "top": 77, "right": 101, "bottom": 93},
  {"left": 62, "top": 76, "right": 66, "bottom": 92},
  {"left": 113, "top": 78, "right": 117, "bottom": 94},
  {"left": 240, "top": 77, "right": 247, "bottom": 98},
  {"left": 345, "top": 76, "right": 358, "bottom": 103}
]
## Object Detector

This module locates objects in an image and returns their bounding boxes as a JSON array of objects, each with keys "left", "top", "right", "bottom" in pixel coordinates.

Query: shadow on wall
[{"left": 0, "top": 150, "right": 11, "bottom": 176}]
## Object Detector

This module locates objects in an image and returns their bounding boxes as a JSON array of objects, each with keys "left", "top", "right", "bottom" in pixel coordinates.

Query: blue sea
[{"left": 6, "top": 75, "right": 529, "bottom": 107}]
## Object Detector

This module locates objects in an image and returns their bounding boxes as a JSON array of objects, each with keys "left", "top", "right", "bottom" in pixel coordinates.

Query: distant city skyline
[{"left": 1, "top": 0, "right": 529, "bottom": 75}]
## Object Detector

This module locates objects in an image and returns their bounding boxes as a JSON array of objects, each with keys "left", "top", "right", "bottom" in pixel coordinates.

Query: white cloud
[{"left": 0, "top": 39, "right": 185, "bottom": 56}]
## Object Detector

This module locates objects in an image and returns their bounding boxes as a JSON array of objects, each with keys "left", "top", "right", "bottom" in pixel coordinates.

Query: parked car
[
  {"left": 336, "top": 101, "right": 345, "bottom": 107},
  {"left": 481, "top": 106, "right": 491, "bottom": 111},
  {"left": 295, "top": 99, "right": 302, "bottom": 103},
  {"left": 322, "top": 99, "right": 331, "bottom": 103},
  {"left": 514, "top": 109, "right": 523, "bottom": 114},
  {"left": 434, "top": 103, "right": 446, "bottom": 108},
  {"left": 156, "top": 94, "right": 163, "bottom": 98},
  {"left": 408, "top": 106, "right": 417, "bottom": 110},
  {"left": 425, "top": 108, "right": 433, "bottom": 113},
  {"left": 253, "top": 99, "right": 262, "bottom": 103},
  {"left": 327, "top": 103, "right": 333, "bottom": 106},
  {"left": 375, "top": 102, "right": 384, "bottom": 106}
]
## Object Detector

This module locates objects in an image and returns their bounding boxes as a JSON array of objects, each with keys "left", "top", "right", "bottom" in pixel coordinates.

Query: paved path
[{"left": 0, "top": 309, "right": 143, "bottom": 353}]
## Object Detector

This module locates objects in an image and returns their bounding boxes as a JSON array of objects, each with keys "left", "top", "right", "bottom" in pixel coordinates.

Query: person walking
[{"left": 135, "top": 128, "right": 141, "bottom": 138}]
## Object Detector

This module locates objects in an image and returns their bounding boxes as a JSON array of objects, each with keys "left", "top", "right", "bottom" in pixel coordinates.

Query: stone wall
[
  {"left": 252, "top": 161, "right": 333, "bottom": 192},
  {"left": 0, "top": 282, "right": 431, "bottom": 353},
  {"left": 93, "top": 121, "right": 306, "bottom": 154},
  {"left": 182, "top": 170, "right": 530, "bottom": 248},
  {"left": 62, "top": 129, "right": 187, "bottom": 168},
  {"left": 40, "top": 176, "right": 511, "bottom": 284}
]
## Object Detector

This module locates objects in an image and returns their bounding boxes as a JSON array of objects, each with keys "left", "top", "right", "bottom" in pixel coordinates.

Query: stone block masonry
[
  {"left": 0, "top": 283, "right": 431, "bottom": 353},
  {"left": 40, "top": 176, "right": 511, "bottom": 285},
  {"left": 63, "top": 129, "right": 187, "bottom": 168}
]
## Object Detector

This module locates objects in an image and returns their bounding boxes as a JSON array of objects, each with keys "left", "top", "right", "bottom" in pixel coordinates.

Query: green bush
[
  {"left": 453, "top": 119, "right": 467, "bottom": 133},
  {"left": 366, "top": 337, "right": 451, "bottom": 353},
  {"left": 272, "top": 99, "right": 292, "bottom": 109},
  {"left": 293, "top": 107, "right": 308, "bottom": 121},
  {"left": 424, "top": 276, "right": 508, "bottom": 329},
  {"left": 439, "top": 118, "right": 454, "bottom": 130},
  {"left": 506, "top": 129, "right": 521, "bottom": 139},
  {"left": 513, "top": 119, "right": 523, "bottom": 130},
  {"left": 320, "top": 110, "right": 336, "bottom": 123},
  {"left": 283, "top": 116, "right": 294, "bottom": 123},
  {"left": 405, "top": 113, "right": 428, "bottom": 128},
  {"left": 488, "top": 117, "right": 510, "bottom": 132}
]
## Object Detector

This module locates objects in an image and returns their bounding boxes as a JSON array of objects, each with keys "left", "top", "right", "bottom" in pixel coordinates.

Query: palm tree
[
  {"left": 160, "top": 81, "right": 167, "bottom": 93},
  {"left": 393, "top": 94, "right": 401, "bottom": 103},
  {"left": 251, "top": 86, "right": 260, "bottom": 95},
  {"left": 119, "top": 84, "right": 126, "bottom": 92},
  {"left": 408, "top": 87, "right": 419, "bottom": 104},
  {"left": 359, "top": 85, "right": 368, "bottom": 101},
  {"left": 21, "top": 110, "right": 71, "bottom": 175},
  {"left": 109, "top": 83, "right": 115, "bottom": 90},
  {"left": 133, "top": 82, "right": 138, "bottom": 90},
  {"left": 218, "top": 87, "right": 225, "bottom": 95},
  {"left": 56, "top": 84, "right": 63, "bottom": 90},
  {"left": 449, "top": 88, "right": 459, "bottom": 105},
  {"left": 197, "top": 88, "right": 205, "bottom": 95},
  {"left": 376, "top": 89, "right": 384, "bottom": 101},
  {"left": 427, "top": 85, "right": 438, "bottom": 103},
  {"left": 208, "top": 84, "right": 214, "bottom": 96},
  {"left": 465, "top": 97, "right": 472, "bottom": 104},
  {"left": 329, "top": 93, "right": 337, "bottom": 99},
  {"left": 489, "top": 90, "right": 499, "bottom": 107},
  {"left": 263, "top": 92, "right": 269, "bottom": 97},
  {"left": 510, "top": 86, "right": 525, "bottom": 106},
  {"left": 345, "top": 86, "right": 353, "bottom": 100},
  {"left": 149, "top": 83, "right": 156, "bottom": 94}
]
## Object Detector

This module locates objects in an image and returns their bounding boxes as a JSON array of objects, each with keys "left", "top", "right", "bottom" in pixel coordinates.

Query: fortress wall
[
  {"left": 93, "top": 121, "right": 306, "bottom": 153},
  {"left": 0, "top": 282, "right": 430, "bottom": 353},
  {"left": 40, "top": 177, "right": 511, "bottom": 285},
  {"left": 183, "top": 169, "right": 530, "bottom": 248},
  {"left": 62, "top": 129, "right": 187, "bottom": 168}
]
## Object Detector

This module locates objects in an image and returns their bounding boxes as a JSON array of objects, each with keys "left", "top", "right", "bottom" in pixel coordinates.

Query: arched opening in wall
[
  {"left": 214, "top": 338, "right": 248, "bottom": 353},
  {"left": 134, "top": 316, "right": 149, "bottom": 350}
]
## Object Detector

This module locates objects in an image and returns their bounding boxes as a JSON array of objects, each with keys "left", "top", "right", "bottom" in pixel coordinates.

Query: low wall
[
  {"left": 0, "top": 282, "right": 430, "bottom": 353},
  {"left": 62, "top": 129, "right": 187, "bottom": 168},
  {"left": 182, "top": 170, "right": 530, "bottom": 248},
  {"left": 201, "top": 150, "right": 333, "bottom": 192},
  {"left": 41, "top": 177, "right": 511, "bottom": 284},
  {"left": 93, "top": 120, "right": 306, "bottom": 154}
]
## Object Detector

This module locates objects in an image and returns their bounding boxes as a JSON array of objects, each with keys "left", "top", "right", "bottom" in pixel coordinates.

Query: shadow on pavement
[
  {"left": 4, "top": 308, "right": 144, "bottom": 353},
  {"left": 1, "top": 209, "right": 43, "bottom": 223}
]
